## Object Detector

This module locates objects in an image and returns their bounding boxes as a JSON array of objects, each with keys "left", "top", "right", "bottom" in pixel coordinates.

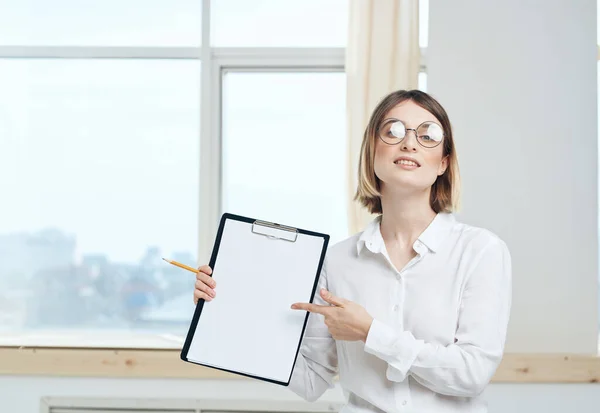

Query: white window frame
[{"left": 199, "top": 47, "right": 345, "bottom": 262}]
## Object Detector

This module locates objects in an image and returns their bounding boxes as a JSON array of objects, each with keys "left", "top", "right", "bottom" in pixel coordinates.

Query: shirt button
[
  {"left": 402, "top": 400, "right": 407, "bottom": 406},
  {"left": 393, "top": 304, "right": 399, "bottom": 311}
]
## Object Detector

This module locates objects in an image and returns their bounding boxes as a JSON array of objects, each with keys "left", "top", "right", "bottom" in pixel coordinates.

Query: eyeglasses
[{"left": 378, "top": 119, "right": 444, "bottom": 148}]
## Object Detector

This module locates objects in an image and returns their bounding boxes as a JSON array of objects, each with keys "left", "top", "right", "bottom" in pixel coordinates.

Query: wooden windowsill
[{"left": 0, "top": 347, "right": 599, "bottom": 383}]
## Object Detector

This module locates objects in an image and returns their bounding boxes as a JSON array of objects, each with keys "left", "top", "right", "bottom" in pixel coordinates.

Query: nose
[{"left": 401, "top": 129, "right": 419, "bottom": 152}]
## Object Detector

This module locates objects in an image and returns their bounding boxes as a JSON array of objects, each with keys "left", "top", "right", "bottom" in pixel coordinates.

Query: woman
[{"left": 193, "top": 90, "right": 512, "bottom": 413}]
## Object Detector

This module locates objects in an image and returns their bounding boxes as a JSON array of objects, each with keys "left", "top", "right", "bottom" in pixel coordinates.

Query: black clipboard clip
[{"left": 251, "top": 220, "right": 299, "bottom": 242}]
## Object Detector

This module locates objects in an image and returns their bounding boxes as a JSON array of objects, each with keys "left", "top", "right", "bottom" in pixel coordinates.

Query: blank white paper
[{"left": 186, "top": 218, "right": 326, "bottom": 383}]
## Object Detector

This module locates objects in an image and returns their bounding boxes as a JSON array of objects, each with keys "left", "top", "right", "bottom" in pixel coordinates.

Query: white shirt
[{"left": 289, "top": 212, "right": 512, "bottom": 413}]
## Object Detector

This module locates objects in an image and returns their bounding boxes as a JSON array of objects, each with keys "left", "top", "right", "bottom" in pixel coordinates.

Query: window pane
[
  {"left": 418, "top": 72, "right": 427, "bottom": 92},
  {"left": 212, "top": 0, "right": 348, "bottom": 47},
  {"left": 222, "top": 72, "right": 348, "bottom": 245},
  {"left": 419, "top": 0, "right": 429, "bottom": 48},
  {"left": 0, "top": 0, "right": 201, "bottom": 46},
  {"left": 0, "top": 59, "right": 200, "bottom": 342}
]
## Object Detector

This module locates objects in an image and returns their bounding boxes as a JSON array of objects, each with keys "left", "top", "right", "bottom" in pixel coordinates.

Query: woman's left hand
[{"left": 291, "top": 288, "right": 374, "bottom": 342}]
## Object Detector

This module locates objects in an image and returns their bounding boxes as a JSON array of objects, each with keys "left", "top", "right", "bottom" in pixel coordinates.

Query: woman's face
[{"left": 374, "top": 100, "right": 448, "bottom": 194}]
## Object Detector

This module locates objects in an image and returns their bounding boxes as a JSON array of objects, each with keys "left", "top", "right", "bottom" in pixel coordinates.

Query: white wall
[
  {"left": 1, "top": 376, "right": 600, "bottom": 413},
  {"left": 428, "top": 0, "right": 598, "bottom": 353}
]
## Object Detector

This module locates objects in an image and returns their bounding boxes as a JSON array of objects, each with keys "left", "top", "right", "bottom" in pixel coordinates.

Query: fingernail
[
  {"left": 291, "top": 304, "right": 297, "bottom": 309},
  {"left": 211, "top": 289, "right": 216, "bottom": 297}
]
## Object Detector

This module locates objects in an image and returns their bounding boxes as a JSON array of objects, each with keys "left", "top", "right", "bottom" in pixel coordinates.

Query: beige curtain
[{"left": 346, "top": 0, "right": 421, "bottom": 235}]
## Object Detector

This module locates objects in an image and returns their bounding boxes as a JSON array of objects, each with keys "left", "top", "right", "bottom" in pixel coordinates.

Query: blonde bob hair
[{"left": 354, "top": 89, "right": 460, "bottom": 215}]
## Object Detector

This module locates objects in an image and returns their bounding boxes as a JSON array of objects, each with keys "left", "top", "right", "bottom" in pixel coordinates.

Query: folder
[{"left": 180, "top": 213, "right": 329, "bottom": 386}]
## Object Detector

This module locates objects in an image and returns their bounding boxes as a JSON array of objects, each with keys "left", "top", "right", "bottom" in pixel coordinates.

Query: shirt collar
[
  {"left": 357, "top": 215, "right": 384, "bottom": 255},
  {"left": 417, "top": 212, "right": 456, "bottom": 252},
  {"left": 356, "top": 212, "right": 456, "bottom": 255}
]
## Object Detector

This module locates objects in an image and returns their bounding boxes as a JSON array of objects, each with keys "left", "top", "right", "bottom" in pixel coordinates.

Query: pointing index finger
[{"left": 291, "top": 302, "right": 330, "bottom": 315}]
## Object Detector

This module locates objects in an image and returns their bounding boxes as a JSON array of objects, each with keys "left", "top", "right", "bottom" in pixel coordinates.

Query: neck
[{"left": 379, "top": 185, "right": 437, "bottom": 247}]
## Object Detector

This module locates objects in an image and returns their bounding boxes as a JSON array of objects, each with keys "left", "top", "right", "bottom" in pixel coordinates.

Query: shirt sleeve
[
  {"left": 288, "top": 260, "right": 339, "bottom": 402},
  {"left": 363, "top": 238, "right": 512, "bottom": 397}
]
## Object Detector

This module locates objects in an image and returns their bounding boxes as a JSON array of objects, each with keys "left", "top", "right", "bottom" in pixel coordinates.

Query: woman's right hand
[{"left": 193, "top": 265, "right": 216, "bottom": 304}]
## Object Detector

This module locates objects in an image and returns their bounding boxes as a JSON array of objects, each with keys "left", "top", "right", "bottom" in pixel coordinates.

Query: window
[
  {"left": 0, "top": 0, "right": 429, "bottom": 349},
  {"left": 221, "top": 71, "right": 348, "bottom": 244},
  {"left": 0, "top": 0, "right": 349, "bottom": 348},
  {"left": 419, "top": 0, "right": 429, "bottom": 49},
  {"left": 597, "top": 0, "right": 600, "bottom": 352},
  {"left": 0, "top": 59, "right": 200, "bottom": 340},
  {"left": 211, "top": 0, "right": 348, "bottom": 47},
  {"left": 418, "top": 72, "right": 428, "bottom": 92},
  {"left": 418, "top": 0, "right": 429, "bottom": 92},
  {"left": 0, "top": 0, "right": 202, "bottom": 46}
]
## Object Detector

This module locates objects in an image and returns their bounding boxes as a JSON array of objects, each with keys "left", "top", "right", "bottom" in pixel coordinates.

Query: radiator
[{"left": 40, "top": 397, "right": 342, "bottom": 413}]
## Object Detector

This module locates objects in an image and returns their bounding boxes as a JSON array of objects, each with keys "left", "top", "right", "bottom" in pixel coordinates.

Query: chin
[{"left": 380, "top": 175, "right": 433, "bottom": 193}]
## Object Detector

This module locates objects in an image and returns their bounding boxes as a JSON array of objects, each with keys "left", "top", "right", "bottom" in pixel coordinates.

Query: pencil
[{"left": 162, "top": 257, "right": 198, "bottom": 274}]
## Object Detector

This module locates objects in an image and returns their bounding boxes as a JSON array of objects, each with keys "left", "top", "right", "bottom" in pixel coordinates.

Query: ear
[{"left": 438, "top": 156, "right": 449, "bottom": 176}]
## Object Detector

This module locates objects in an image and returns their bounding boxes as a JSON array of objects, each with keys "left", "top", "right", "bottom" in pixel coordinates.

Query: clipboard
[{"left": 180, "top": 213, "right": 329, "bottom": 386}]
